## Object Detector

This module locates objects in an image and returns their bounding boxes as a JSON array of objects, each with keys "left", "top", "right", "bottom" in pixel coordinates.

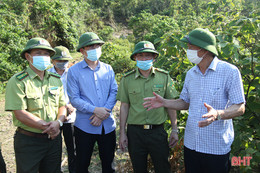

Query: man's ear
[
  {"left": 24, "top": 52, "right": 31, "bottom": 61},
  {"left": 79, "top": 47, "right": 85, "bottom": 55}
]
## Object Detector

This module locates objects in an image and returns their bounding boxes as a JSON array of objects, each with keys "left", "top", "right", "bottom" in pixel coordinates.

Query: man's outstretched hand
[
  {"left": 198, "top": 103, "right": 218, "bottom": 127},
  {"left": 143, "top": 92, "right": 164, "bottom": 111}
]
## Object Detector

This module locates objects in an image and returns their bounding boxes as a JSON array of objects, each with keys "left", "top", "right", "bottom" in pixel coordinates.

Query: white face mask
[{"left": 187, "top": 49, "right": 203, "bottom": 64}]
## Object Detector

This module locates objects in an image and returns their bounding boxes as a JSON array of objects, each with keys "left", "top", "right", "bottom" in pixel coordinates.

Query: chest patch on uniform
[
  {"left": 16, "top": 72, "right": 29, "bottom": 81},
  {"left": 154, "top": 84, "right": 164, "bottom": 88},
  {"left": 49, "top": 86, "right": 58, "bottom": 90}
]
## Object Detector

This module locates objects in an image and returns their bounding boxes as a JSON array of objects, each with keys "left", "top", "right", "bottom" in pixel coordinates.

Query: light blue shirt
[
  {"left": 180, "top": 57, "right": 245, "bottom": 155},
  {"left": 67, "top": 60, "right": 118, "bottom": 134},
  {"left": 48, "top": 67, "right": 69, "bottom": 104},
  {"left": 48, "top": 67, "right": 76, "bottom": 123}
]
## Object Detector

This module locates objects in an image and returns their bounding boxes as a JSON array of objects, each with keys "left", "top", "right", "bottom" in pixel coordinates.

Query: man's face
[
  {"left": 134, "top": 52, "right": 155, "bottom": 61},
  {"left": 187, "top": 43, "right": 201, "bottom": 50},
  {"left": 25, "top": 49, "right": 50, "bottom": 62},
  {"left": 81, "top": 43, "right": 102, "bottom": 56},
  {"left": 52, "top": 59, "right": 68, "bottom": 66}
]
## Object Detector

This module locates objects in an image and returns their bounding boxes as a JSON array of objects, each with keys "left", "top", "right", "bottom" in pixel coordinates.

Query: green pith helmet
[
  {"left": 77, "top": 32, "right": 105, "bottom": 52},
  {"left": 21, "top": 37, "right": 56, "bottom": 59},
  {"left": 130, "top": 41, "right": 159, "bottom": 60},
  {"left": 51, "top": 46, "right": 73, "bottom": 60},
  {"left": 180, "top": 28, "right": 218, "bottom": 56}
]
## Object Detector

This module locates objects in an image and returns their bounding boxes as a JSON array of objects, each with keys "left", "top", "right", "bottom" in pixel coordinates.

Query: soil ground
[{"left": 0, "top": 94, "right": 133, "bottom": 173}]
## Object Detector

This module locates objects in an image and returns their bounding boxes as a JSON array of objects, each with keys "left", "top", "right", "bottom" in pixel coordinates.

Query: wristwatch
[
  {"left": 171, "top": 129, "right": 179, "bottom": 134},
  {"left": 57, "top": 119, "right": 63, "bottom": 127}
]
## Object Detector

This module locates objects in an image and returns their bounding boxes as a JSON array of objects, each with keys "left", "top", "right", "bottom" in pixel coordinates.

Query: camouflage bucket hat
[
  {"left": 76, "top": 32, "right": 105, "bottom": 52},
  {"left": 51, "top": 46, "right": 73, "bottom": 60},
  {"left": 21, "top": 37, "right": 56, "bottom": 59},
  {"left": 180, "top": 28, "right": 218, "bottom": 56},
  {"left": 130, "top": 41, "right": 159, "bottom": 61}
]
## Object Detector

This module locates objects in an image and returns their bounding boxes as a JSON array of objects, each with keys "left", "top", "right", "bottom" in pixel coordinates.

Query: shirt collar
[
  {"left": 26, "top": 66, "right": 51, "bottom": 79},
  {"left": 26, "top": 66, "right": 38, "bottom": 79},
  {"left": 194, "top": 56, "right": 219, "bottom": 73},
  {"left": 208, "top": 56, "right": 219, "bottom": 71},
  {"left": 81, "top": 59, "right": 100, "bottom": 70},
  {"left": 134, "top": 66, "right": 155, "bottom": 79}
]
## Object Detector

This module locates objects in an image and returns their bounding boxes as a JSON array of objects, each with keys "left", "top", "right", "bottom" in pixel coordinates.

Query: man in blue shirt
[
  {"left": 67, "top": 32, "right": 118, "bottom": 173},
  {"left": 143, "top": 28, "right": 245, "bottom": 173}
]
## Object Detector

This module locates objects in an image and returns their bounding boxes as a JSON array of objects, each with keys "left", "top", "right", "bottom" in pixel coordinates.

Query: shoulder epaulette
[
  {"left": 123, "top": 69, "right": 136, "bottom": 77},
  {"left": 155, "top": 68, "right": 169, "bottom": 74},
  {"left": 16, "top": 71, "right": 29, "bottom": 81},
  {"left": 49, "top": 72, "right": 61, "bottom": 78}
]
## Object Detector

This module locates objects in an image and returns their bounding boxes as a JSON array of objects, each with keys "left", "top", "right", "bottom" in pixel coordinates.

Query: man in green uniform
[
  {"left": 5, "top": 37, "right": 66, "bottom": 173},
  {"left": 116, "top": 41, "right": 179, "bottom": 173}
]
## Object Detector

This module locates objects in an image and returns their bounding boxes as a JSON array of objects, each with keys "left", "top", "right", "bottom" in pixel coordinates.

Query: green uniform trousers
[
  {"left": 14, "top": 131, "right": 62, "bottom": 173},
  {"left": 127, "top": 124, "right": 171, "bottom": 173}
]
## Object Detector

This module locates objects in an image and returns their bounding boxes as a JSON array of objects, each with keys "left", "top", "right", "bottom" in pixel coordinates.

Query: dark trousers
[
  {"left": 127, "top": 124, "right": 171, "bottom": 173},
  {"left": 74, "top": 126, "right": 116, "bottom": 173},
  {"left": 62, "top": 123, "right": 76, "bottom": 173},
  {"left": 184, "top": 146, "right": 231, "bottom": 173},
  {"left": 0, "top": 148, "right": 6, "bottom": 173},
  {"left": 14, "top": 131, "right": 62, "bottom": 173}
]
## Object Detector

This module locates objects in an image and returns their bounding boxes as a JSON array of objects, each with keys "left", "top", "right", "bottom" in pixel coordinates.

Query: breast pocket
[
  {"left": 152, "top": 86, "right": 165, "bottom": 97},
  {"left": 49, "top": 89, "right": 59, "bottom": 107},
  {"left": 128, "top": 88, "right": 141, "bottom": 104},
  {"left": 26, "top": 94, "right": 43, "bottom": 112}
]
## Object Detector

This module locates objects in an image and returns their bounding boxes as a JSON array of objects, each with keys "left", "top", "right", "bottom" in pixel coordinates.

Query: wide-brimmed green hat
[
  {"left": 130, "top": 41, "right": 159, "bottom": 60},
  {"left": 180, "top": 28, "right": 218, "bottom": 56},
  {"left": 21, "top": 37, "right": 55, "bottom": 59},
  {"left": 77, "top": 32, "right": 104, "bottom": 52},
  {"left": 51, "top": 46, "right": 73, "bottom": 60}
]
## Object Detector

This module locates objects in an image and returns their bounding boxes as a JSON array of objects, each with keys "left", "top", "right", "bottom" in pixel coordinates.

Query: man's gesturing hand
[
  {"left": 198, "top": 103, "right": 218, "bottom": 127},
  {"left": 143, "top": 92, "right": 164, "bottom": 111}
]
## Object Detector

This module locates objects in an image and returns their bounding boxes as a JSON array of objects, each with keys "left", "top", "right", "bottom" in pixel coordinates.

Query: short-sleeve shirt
[
  {"left": 117, "top": 67, "right": 178, "bottom": 125},
  {"left": 5, "top": 66, "right": 66, "bottom": 133},
  {"left": 180, "top": 57, "right": 245, "bottom": 155}
]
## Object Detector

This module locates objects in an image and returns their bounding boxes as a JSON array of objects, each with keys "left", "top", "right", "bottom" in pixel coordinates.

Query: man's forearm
[
  {"left": 164, "top": 98, "right": 189, "bottom": 110},
  {"left": 13, "top": 110, "right": 47, "bottom": 130},
  {"left": 57, "top": 106, "right": 67, "bottom": 122},
  {"left": 167, "top": 108, "right": 177, "bottom": 130},
  {"left": 119, "top": 103, "right": 129, "bottom": 134},
  {"left": 218, "top": 103, "right": 245, "bottom": 120}
]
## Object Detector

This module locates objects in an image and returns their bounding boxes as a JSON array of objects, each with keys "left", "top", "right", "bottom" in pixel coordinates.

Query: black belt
[
  {"left": 17, "top": 127, "right": 49, "bottom": 139},
  {"left": 128, "top": 124, "right": 163, "bottom": 130}
]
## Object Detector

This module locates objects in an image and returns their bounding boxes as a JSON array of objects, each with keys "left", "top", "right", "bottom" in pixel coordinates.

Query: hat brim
[
  {"left": 180, "top": 36, "right": 218, "bottom": 56},
  {"left": 21, "top": 46, "right": 56, "bottom": 59},
  {"left": 76, "top": 40, "right": 105, "bottom": 52},
  {"left": 52, "top": 56, "right": 72, "bottom": 61},
  {"left": 130, "top": 49, "right": 159, "bottom": 61}
]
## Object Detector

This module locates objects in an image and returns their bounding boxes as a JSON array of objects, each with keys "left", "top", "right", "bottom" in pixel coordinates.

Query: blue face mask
[
  {"left": 86, "top": 47, "right": 102, "bottom": 61},
  {"left": 31, "top": 56, "right": 51, "bottom": 71},
  {"left": 55, "top": 61, "right": 69, "bottom": 70},
  {"left": 136, "top": 59, "right": 153, "bottom": 71}
]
